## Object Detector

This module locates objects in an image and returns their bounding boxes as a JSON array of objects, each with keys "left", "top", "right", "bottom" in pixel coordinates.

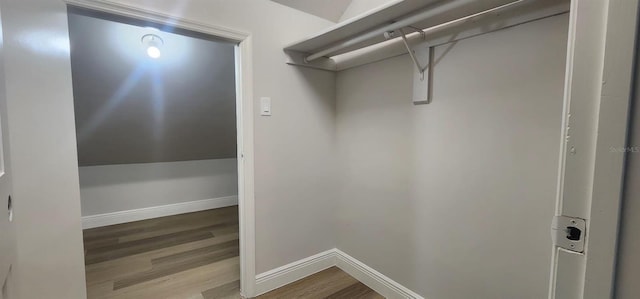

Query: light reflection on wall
[
  {"left": 19, "top": 30, "right": 71, "bottom": 56},
  {"left": 73, "top": 15, "right": 195, "bottom": 142},
  {"left": 16, "top": 13, "right": 71, "bottom": 57}
]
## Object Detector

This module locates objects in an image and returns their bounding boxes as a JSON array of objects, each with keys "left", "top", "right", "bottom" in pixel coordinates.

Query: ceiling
[
  {"left": 271, "top": 0, "right": 354, "bottom": 22},
  {"left": 68, "top": 9, "right": 237, "bottom": 166}
]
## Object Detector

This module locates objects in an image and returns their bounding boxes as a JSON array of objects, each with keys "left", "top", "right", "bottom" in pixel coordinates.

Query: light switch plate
[{"left": 260, "top": 97, "right": 271, "bottom": 116}]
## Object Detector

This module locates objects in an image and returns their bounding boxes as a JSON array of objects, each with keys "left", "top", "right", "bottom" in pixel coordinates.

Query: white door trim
[
  {"left": 580, "top": 1, "right": 638, "bottom": 297},
  {"left": 551, "top": 0, "right": 639, "bottom": 298},
  {"left": 62, "top": 0, "right": 257, "bottom": 296}
]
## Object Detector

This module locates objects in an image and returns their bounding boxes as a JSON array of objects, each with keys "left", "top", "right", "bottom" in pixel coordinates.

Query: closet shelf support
[
  {"left": 397, "top": 28, "right": 428, "bottom": 79},
  {"left": 389, "top": 27, "right": 433, "bottom": 105}
]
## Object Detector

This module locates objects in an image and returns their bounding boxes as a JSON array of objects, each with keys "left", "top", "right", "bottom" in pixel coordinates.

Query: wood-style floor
[
  {"left": 83, "top": 207, "right": 241, "bottom": 299},
  {"left": 83, "top": 206, "right": 383, "bottom": 298},
  {"left": 258, "top": 267, "right": 384, "bottom": 299}
]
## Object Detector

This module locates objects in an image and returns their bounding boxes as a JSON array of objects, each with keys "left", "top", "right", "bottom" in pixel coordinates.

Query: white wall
[
  {"left": 0, "top": 0, "right": 87, "bottom": 298},
  {"left": 335, "top": 15, "right": 568, "bottom": 298},
  {"left": 339, "top": 0, "right": 395, "bottom": 21},
  {"left": 615, "top": 35, "right": 640, "bottom": 299},
  {"left": 79, "top": 159, "right": 238, "bottom": 216},
  {"left": 271, "top": 0, "right": 352, "bottom": 22}
]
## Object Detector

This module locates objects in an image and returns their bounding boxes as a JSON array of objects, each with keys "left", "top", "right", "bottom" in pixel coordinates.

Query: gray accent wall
[{"left": 68, "top": 11, "right": 237, "bottom": 166}]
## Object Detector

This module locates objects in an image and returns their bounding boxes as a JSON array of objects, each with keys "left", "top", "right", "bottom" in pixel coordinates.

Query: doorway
[{"left": 66, "top": 4, "right": 255, "bottom": 298}]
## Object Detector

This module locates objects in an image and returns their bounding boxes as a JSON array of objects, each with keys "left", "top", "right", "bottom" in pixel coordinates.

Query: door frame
[
  {"left": 63, "top": 0, "right": 257, "bottom": 296},
  {"left": 551, "top": 0, "right": 639, "bottom": 298}
]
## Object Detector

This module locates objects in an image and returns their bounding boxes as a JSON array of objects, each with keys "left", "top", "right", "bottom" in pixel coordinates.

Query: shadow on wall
[{"left": 294, "top": 66, "right": 337, "bottom": 115}]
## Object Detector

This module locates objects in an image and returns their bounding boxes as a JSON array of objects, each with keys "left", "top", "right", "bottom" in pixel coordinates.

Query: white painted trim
[
  {"left": 82, "top": 196, "right": 238, "bottom": 229},
  {"left": 255, "top": 249, "right": 423, "bottom": 298},
  {"left": 62, "top": 1, "right": 256, "bottom": 296},
  {"left": 581, "top": 0, "right": 638, "bottom": 298},
  {"left": 64, "top": 0, "right": 249, "bottom": 41},
  {"left": 255, "top": 249, "right": 336, "bottom": 296},
  {"left": 236, "top": 34, "right": 257, "bottom": 298},
  {"left": 334, "top": 249, "right": 424, "bottom": 299},
  {"left": 549, "top": 0, "right": 639, "bottom": 298}
]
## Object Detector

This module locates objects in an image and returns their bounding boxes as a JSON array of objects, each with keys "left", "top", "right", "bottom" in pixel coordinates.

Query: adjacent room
[{"left": 67, "top": 8, "right": 241, "bottom": 298}]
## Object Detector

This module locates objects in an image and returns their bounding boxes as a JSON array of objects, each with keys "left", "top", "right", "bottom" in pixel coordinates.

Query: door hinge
[{"left": 551, "top": 216, "right": 586, "bottom": 253}]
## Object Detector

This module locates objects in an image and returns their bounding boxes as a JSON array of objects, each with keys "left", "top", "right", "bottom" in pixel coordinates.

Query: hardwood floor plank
[
  {"left": 117, "top": 217, "right": 238, "bottom": 243},
  {"left": 209, "top": 224, "right": 240, "bottom": 236},
  {"left": 326, "top": 282, "right": 385, "bottom": 299},
  {"left": 87, "top": 281, "right": 115, "bottom": 299},
  {"left": 257, "top": 267, "right": 360, "bottom": 299},
  {"left": 86, "top": 258, "right": 153, "bottom": 287},
  {"left": 113, "top": 246, "right": 239, "bottom": 289},
  {"left": 85, "top": 232, "right": 239, "bottom": 281},
  {"left": 116, "top": 221, "right": 234, "bottom": 243},
  {"left": 83, "top": 207, "right": 237, "bottom": 241},
  {"left": 105, "top": 257, "right": 240, "bottom": 299},
  {"left": 112, "top": 221, "right": 233, "bottom": 246},
  {"left": 152, "top": 239, "right": 239, "bottom": 266},
  {"left": 201, "top": 280, "right": 241, "bottom": 299},
  {"left": 84, "top": 237, "right": 120, "bottom": 251},
  {"left": 85, "top": 229, "right": 215, "bottom": 265}
]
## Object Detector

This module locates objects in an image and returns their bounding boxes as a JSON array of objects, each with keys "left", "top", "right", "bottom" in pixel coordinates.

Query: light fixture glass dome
[
  {"left": 141, "top": 34, "right": 164, "bottom": 59},
  {"left": 146, "top": 46, "right": 161, "bottom": 58}
]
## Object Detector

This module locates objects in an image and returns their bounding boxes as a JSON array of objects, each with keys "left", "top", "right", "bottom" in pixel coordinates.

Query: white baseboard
[
  {"left": 255, "top": 249, "right": 336, "bottom": 296},
  {"left": 255, "top": 248, "right": 423, "bottom": 298},
  {"left": 334, "top": 249, "right": 423, "bottom": 299},
  {"left": 82, "top": 195, "right": 238, "bottom": 229}
]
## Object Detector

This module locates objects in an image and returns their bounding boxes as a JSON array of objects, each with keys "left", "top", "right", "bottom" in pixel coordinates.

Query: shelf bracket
[{"left": 397, "top": 29, "right": 433, "bottom": 105}]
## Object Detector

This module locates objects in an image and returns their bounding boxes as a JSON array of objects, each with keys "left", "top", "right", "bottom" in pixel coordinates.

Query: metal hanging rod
[{"left": 304, "top": 0, "right": 527, "bottom": 63}]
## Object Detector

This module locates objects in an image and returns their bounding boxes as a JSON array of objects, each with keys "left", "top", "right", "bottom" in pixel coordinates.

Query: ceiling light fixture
[{"left": 141, "top": 34, "right": 164, "bottom": 59}]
